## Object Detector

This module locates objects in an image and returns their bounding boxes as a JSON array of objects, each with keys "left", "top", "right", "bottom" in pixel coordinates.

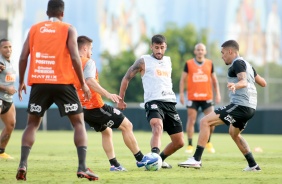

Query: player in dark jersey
[{"left": 178, "top": 40, "right": 266, "bottom": 171}]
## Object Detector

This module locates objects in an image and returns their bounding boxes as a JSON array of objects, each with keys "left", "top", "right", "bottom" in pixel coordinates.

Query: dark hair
[
  {"left": 47, "top": 0, "right": 65, "bottom": 17},
  {"left": 77, "top": 36, "right": 93, "bottom": 49},
  {"left": 221, "top": 40, "right": 239, "bottom": 51},
  {"left": 0, "top": 38, "right": 9, "bottom": 46},
  {"left": 151, "top": 34, "right": 166, "bottom": 44}
]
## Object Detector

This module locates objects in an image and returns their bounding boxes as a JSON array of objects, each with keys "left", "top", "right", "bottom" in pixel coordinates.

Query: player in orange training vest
[{"left": 179, "top": 43, "right": 221, "bottom": 154}]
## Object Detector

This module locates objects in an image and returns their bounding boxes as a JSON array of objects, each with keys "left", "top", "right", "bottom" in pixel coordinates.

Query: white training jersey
[
  {"left": 0, "top": 55, "right": 16, "bottom": 102},
  {"left": 141, "top": 55, "right": 176, "bottom": 103}
]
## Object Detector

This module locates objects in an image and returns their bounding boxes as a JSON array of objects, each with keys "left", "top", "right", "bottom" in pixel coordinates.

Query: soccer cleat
[
  {"left": 178, "top": 157, "right": 202, "bottom": 169},
  {"left": 77, "top": 168, "right": 99, "bottom": 181},
  {"left": 16, "top": 166, "right": 27, "bottom": 181},
  {"left": 161, "top": 161, "right": 172, "bottom": 169},
  {"left": 243, "top": 164, "right": 261, "bottom": 172},
  {"left": 185, "top": 145, "right": 194, "bottom": 153},
  {"left": 0, "top": 152, "right": 14, "bottom": 159},
  {"left": 136, "top": 155, "right": 158, "bottom": 167},
  {"left": 206, "top": 142, "right": 215, "bottom": 153},
  {"left": 110, "top": 165, "right": 127, "bottom": 171}
]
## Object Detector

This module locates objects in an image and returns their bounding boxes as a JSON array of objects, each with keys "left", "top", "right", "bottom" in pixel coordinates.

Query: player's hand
[
  {"left": 18, "top": 82, "right": 27, "bottom": 101},
  {"left": 107, "top": 93, "right": 122, "bottom": 103},
  {"left": 81, "top": 83, "right": 92, "bottom": 101},
  {"left": 5, "top": 86, "right": 17, "bottom": 95},
  {"left": 117, "top": 100, "right": 127, "bottom": 110},
  {"left": 227, "top": 82, "right": 236, "bottom": 94}
]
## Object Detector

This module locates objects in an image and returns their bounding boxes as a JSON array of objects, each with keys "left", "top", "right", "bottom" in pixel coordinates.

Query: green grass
[{"left": 1, "top": 130, "right": 282, "bottom": 184}]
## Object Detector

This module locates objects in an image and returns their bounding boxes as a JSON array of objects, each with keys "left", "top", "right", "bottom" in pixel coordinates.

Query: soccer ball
[{"left": 144, "top": 152, "right": 162, "bottom": 171}]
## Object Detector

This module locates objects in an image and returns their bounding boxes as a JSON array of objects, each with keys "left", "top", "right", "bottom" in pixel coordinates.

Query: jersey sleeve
[
  {"left": 233, "top": 59, "right": 246, "bottom": 75},
  {"left": 83, "top": 59, "right": 96, "bottom": 79},
  {"left": 252, "top": 67, "right": 257, "bottom": 77},
  {"left": 183, "top": 62, "right": 188, "bottom": 73}
]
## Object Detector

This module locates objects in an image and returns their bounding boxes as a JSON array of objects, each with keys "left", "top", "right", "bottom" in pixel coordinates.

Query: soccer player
[
  {"left": 16, "top": 0, "right": 98, "bottom": 181},
  {"left": 118, "top": 34, "right": 184, "bottom": 169},
  {"left": 0, "top": 38, "right": 17, "bottom": 160},
  {"left": 178, "top": 40, "right": 267, "bottom": 171},
  {"left": 74, "top": 35, "right": 157, "bottom": 171},
  {"left": 179, "top": 43, "right": 221, "bottom": 154}
]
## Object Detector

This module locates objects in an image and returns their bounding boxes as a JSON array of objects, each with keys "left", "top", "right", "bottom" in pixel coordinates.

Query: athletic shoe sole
[{"left": 178, "top": 164, "right": 201, "bottom": 169}]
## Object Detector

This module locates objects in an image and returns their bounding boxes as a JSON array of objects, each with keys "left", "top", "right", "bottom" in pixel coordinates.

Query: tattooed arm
[
  {"left": 227, "top": 72, "right": 248, "bottom": 93},
  {"left": 118, "top": 58, "right": 145, "bottom": 110}
]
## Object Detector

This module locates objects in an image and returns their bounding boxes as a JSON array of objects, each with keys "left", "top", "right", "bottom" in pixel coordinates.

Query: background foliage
[{"left": 99, "top": 23, "right": 282, "bottom": 106}]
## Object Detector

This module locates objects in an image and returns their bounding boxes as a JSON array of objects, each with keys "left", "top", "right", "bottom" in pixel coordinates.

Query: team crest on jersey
[
  {"left": 106, "top": 120, "right": 114, "bottom": 128},
  {"left": 30, "top": 103, "right": 42, "bottom": 113},
  {"left": 64, "top": 103, "right": 78, "bottom": 113},
  {"left": 150, "top": 104, "right": 158, "bottom": 109}
]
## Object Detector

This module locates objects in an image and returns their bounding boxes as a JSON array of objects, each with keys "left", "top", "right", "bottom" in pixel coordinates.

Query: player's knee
[
  {"left": 120, "top": 118, "right": 133, "bottom": 131},
  {"left": 177, "top": 139, "right": 185, "bottom": 148},
  {"left": 6, "top": 121, "right": 16, "bottom": 130}
]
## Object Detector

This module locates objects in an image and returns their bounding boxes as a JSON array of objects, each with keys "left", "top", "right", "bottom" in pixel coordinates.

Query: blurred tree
[{"left": 99, "top": 50, "right": 144, "bottom": 103}]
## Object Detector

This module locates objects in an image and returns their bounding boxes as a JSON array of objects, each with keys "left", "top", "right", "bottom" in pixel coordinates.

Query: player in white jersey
[
  {"left": 0, "top": 38, "right": 17, "bottom": 160},
  {"left": 118, "top": 34, "right": 184, "bottom": 169},
  {"left": 178, "top": 40, "right": 267, "bottom": 171}
]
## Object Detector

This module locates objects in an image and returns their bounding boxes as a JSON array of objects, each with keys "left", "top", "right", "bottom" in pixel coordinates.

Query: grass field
[{"left": 1, "top": 130, "right": 282, "bottom": 184}]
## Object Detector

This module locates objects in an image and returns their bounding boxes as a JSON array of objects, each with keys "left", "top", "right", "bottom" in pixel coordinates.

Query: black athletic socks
[
  {"left": 188, "top": 138, "right": 193, "bottom": 146},
  {"left": 109, "top": 157, "right": 120, "bottom": 167},
  {"left": 19, "top": 146, "right": 31, "bottom": 167},
  {"left": 151, "top": 147, "right": 160, "bottom": 154},
  {"left": 0, "top": 148, "right": 4, "bottom": 154},
  {"left": 193, "top": 145, "right": 205, "bottom": 161},
  {"left": 160, "top": 152, "right": 168, "bottom": 161},
  {"left": 77, "top": 146, "right": 87, "bottom": 171},
  {"left": 134, "top": 151, "right": 144, "bottom": 162},
  {"left": 244, "top": 152, "right": 257, "bottom": 167}
]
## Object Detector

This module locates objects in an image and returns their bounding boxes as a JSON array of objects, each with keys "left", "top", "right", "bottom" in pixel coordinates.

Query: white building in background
[{"left": 0, "top": 0, "right": 24, "bottom": 75}]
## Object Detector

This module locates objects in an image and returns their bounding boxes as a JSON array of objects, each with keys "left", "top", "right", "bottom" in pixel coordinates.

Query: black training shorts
[
  {"left": 27, "top": 84, "right": 82, "bottom": 117},
  {"left": 186, "top": 100, "right": 214, "bottom": 111},
  {"left": 0, "top": 99, "right": 13, "bottom": 114},
  {"left": 83, "top": 104, "right": 125, "bottom": 132},
  {"left": 145, "top": 100, "right": 183, "bottom": 135},
  {"left": 215, "top": 103, "right": 255, "bottom": 130}
]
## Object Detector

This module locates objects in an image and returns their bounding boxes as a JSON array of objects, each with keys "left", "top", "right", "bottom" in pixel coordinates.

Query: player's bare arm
[
  {"left": 118, "top": 58, "right": 144, "bottom": 110},
  {"left": 119, "top": 58, "right": 144, "bottom": 98},
  {"left": 86, "top": 77, "right": 121, "bottom": 103},
  {"left": 255, "top": 74, "right": 267, "bottom": 87},
  {"left": 227, "top": 72, "right": 247, "bottom": 93},
  {"left": 18, "top": 32, "right": 30, "bottom": 100},
  {"left": 211, "top": 73, "right": 221, "bottom": 103},
  {"left": 179, "top": 71, "right": 187, "bottom": 105},
  {"left": 125, "top": 58, "right": 145, "bottom": 80}
]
